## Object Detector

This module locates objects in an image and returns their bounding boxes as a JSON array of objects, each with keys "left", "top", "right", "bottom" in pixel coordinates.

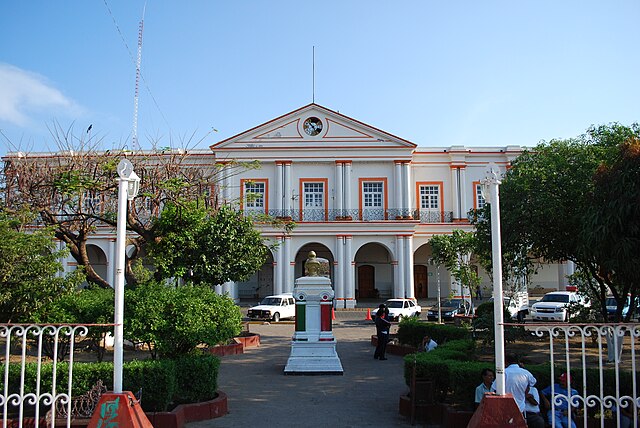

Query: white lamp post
[
  {"left": 480, "top": 163, "right": 505, "bottom": 395},
  {"left": 113, "top": 159, "right": 140, "bottom": 393},
  {"left": 428, "top": 258, "right": 443, "bottom": 324}
]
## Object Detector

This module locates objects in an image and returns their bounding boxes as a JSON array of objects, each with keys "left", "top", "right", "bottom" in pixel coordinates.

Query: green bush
[
  {"left": 125, "top": 282, "right": 243, "bottom": 359},
  {"left": 396, "top": 317, "right": 471, "bottom": 347},
  {"left": 0, "top": 354, "right": 220, "bottom": 412},
  {"left": 173, "top": 354, "right": 220, "bottom": 405}
]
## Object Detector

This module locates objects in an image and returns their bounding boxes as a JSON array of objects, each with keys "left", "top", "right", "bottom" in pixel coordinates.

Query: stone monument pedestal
[{"left": 284, "top": 253, "right": 343, "bottom": 375}]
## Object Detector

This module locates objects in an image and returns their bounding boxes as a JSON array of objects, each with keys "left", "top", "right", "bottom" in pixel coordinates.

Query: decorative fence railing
[
  {"left": 509, "top": 322, "right": 639, "bottom": 428},
  {"left": 254, "top": 209, "right": 454, "bottom": 223},
  {"left": 1, "top": 324, "right": 113, "bottom": 428}
]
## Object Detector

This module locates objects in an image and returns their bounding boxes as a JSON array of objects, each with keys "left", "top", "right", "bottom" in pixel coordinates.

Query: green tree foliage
[
  {"left": 148, "top": 202, "right": 268, "bottom": 286},
  {"left": 472, "top": 123, "right": 640, "bottom": 321},
  {"left": 429, "top": 230, "right": 480, "bottom": 304},
  {"left": 584, "top": 135, "right": 640, "bottom": 320},
  {"left": 124, "top": 282, "right": 243, "bottom": 359},
  {"left": 32, "top": 287, "right": 115, "bottom": 361},
  {"left": 0, "top": 210, "right": 84, "bottom": 322}
]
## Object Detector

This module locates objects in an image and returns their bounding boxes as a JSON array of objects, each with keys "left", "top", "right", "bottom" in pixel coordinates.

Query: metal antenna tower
[{"left": 132, "top": 5, "right": 146, "bottom": 150}]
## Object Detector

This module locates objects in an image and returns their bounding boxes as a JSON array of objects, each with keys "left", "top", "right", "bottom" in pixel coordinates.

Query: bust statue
[{"left": 304, "top": 251, "right": 330, "bottom": 277}]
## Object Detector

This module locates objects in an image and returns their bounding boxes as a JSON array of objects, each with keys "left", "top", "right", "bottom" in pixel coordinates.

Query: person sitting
[
  {"left": 419, "top": 334, "right": 438, "bottom": 352},
  {"left": 541, "top": 372, "right": 579, "bottom": 428},
  {"left": 474, "top": 368, "right": 495, "bottom": 409},
  {"left": 523, "top": 385, "right": 547, "bottom": 428}
]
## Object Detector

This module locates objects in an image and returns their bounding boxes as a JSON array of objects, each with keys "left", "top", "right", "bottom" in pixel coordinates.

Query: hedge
[
  {"left": 0, "top": 354, "right": 220, "bottom": 412},
  {"left": 403, "top": 341, "right": 639, "bottom": 412},
  {"left": 396, "top": 317, "right": 471, "bottom": 348}
]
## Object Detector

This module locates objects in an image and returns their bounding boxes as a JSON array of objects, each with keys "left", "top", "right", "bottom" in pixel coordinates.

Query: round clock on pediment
[{"left": 303, "top": 117, "right": 323, "bottom": 136}]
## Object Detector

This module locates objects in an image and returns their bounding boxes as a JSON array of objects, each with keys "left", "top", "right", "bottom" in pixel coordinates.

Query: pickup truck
[{"left": 372, "top": 298, "right": 422, "bottom": 321}]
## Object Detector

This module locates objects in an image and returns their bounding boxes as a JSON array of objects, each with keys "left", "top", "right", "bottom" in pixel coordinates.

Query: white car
[
  {"left": 372, "top": 299, "right": 421, "bottom": 321},
  {"left": 247, "top": 294, "right": 296, "bottom": 322},
  {"left": 529, "top": 291, "right": 587, "bottom": 322}
]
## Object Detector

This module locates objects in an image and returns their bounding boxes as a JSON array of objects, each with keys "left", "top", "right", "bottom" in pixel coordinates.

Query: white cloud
[{"left": 0, "top": 63, "right": 82, "bottom": 126}]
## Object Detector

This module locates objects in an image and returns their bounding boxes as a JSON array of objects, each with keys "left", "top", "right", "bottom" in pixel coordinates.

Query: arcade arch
[{"left": 354, "top": 243, "right": 393, "bottom": 300}]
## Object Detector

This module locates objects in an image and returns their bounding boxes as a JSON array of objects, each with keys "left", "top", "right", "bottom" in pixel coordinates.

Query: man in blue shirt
[{"left": 541, "top": 373, "right": 579, "bottom": 428}]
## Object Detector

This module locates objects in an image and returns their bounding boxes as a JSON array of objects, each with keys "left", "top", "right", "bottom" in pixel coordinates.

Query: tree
[
  {"left": 146, "top": 202, "right": 269, "bottom": 285},
  {"left": 584, "top": 135, "right": 640, "bottom": 321},
  {"left": 1, "top": 123, "right": 261, "bottom": 287},
  {"left": 31, "top": 287, "right": 114, "bottom": 361},
  {"left": 472, "top": 123, "right": 640, "bottom": 321},
  {"left": 124, "top": 281, "right": 243, "bottom": 359},
  {"left": 429, "top": 230, "right": 480, "bottom": 310},
  {"left": 0, "top": 210, "right": 84, "bottom": 322}
]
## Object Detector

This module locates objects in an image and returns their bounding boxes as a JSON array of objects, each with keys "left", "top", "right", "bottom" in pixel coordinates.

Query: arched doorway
[
  {"left": 414, "top": 265, "right": 428, "bottom": 298},
  {"left": 237, "top": 248, "right": 274, "bottom": 299},
  {"left": 357, "top": 265, "right": 376, "bottom": 298},
  {"left": 354, "top": 243, "right": 393, "bottom": 299}
]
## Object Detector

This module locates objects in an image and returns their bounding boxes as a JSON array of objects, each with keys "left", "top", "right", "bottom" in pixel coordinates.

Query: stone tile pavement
[{"left": 185, "top": 314, "right": 422, "bottom": 428}]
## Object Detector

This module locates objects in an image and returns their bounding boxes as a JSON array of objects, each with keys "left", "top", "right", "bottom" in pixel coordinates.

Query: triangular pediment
[{"left": 211, "top": 103, "right": 416, "bottom": 150}]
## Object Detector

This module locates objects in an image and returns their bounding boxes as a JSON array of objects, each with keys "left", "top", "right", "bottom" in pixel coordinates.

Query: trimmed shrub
[
  {"left": 173, "top": 354, "right": 220, "bottom": 405},
  {"left": 0, "top": 354, "right": 220, "bottom": 412},
  {"left": 397, "top": 317, "right": 471, "bottom": 348}
]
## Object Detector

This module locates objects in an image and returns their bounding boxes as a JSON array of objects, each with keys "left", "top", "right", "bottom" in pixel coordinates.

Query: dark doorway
[
  {"left": 414, "top": 265, "right": 428, "bottom": 298},
  {"left": 358, "top": 265, "right": 376, "bottom": 298}
]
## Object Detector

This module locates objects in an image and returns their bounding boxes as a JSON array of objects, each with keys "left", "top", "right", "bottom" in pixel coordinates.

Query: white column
[
  {"left": 345, "top": 235, "right": 355, "bottom": 308},
  {"left": 335, "top": 235, "right": 344, "bottom": 309},
  {"left": 274, "top": 236, "right": 284, "bottom": 295},
  {"left": 394, "top": 162, "right": 402, "bottom": 213},
  {"left": 285, "top": 236, "right": 293, "bottom": 293},
  {"left": 459, "top": 167, "right": 467, "bottom": 220},
  {"left": 107, "top": 238, "right": 116, "bottom": 287},
  {"left": 223, "top": 281, "right": 238, "bottom": 303},
  {"left": 276, "top": 162, "right": 283, "bottom": 212},
  {"left": 451, "top": 167, "right": 459, "bottom": 220},
  {"left": 404, "top": 235, "right": 414, "bottom": 298},
  {"left": 221, "top": 163, "right": 230, "bottom": 204},
  {"left": 335, "top": 162, "right": 344, "bottom": 215},
  {"left": 344, "top": 162, "right": 352, "bottom": 215},
  {"left": 395, "top": 236, "right": 405, "bottom": 298},
  {"left": 283, "top": 162, "right": 291, "bottom": 212},
  {"left": 402, "top": 162, "right": 411, "bottom": 216}
]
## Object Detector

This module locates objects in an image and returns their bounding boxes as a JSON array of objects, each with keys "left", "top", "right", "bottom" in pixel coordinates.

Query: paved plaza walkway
[{"left": 185, "top": 313, "right": 418, "bottom": 427}]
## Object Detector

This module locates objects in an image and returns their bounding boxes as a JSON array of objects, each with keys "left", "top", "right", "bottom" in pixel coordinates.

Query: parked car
[
  {"left": 427, "top": 298, "right": 471, "bottom": 321},
  {"left": 247, "top": 293, "right": 296, "bottom": 322},
  {"left": 371, "top": 298, "right": 421, "bottom": 321},
  {"left": 605, "top": 295, "right": 639, "bottom": 321},
  {"left": 529, "top": 291, "right": 588, "bottom": 322}
]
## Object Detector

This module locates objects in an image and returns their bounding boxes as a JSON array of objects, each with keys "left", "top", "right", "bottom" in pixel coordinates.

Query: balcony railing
[{"left": 247, "top": 209, "right": 454, "bottom": 223}]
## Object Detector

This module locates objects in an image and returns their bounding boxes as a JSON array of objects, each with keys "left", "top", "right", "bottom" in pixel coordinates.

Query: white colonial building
[
  {"left": 22, "top": 103, "right": 572, "bottom": 306},
  {"left": 209, "top": 103, "right": 571, "bottom": 307}
]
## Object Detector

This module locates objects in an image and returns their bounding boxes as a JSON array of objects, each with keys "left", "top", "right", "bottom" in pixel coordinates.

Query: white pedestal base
[
  {"left": 284, "top": 340, "right": 344, "bottom": 375},
  {"left": 345, "top": 299, "right": 356, "bottom": 309}
]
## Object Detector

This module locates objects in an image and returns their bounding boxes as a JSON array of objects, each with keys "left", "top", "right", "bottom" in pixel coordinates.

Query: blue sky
[{"left": 1, "top": 1, "right": 638, "bottom": 154}]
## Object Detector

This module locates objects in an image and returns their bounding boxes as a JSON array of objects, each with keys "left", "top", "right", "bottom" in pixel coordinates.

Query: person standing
[
  {"left": 492, "top": 353, "right": 537, "bottom": 415},
  {"left": 373, "top": 304, "right": 391, "bottom": 360}
]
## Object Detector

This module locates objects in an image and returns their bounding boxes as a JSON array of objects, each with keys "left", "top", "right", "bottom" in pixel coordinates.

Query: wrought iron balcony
[{"left": 244, "top": 209, "right": 454, "bottom": 223}]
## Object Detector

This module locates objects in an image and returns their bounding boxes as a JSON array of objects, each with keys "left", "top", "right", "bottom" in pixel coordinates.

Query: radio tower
[{"left": 131, "top": 6, "right": 145, "bottom": 151}]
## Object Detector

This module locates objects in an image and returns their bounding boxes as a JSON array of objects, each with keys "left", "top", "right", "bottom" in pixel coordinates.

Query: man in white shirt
[
  {"left": 491, "top": 353, "right": 537, "bottom": 414},
  {"left": 420, "top": 334, "right": 438, "bottom": 352}
]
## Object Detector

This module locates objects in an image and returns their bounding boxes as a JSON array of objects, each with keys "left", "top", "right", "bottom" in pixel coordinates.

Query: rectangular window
[
  {"left": 475, "top": 183, "right": 486, "bottom": 210},
  {"left": 362, "top": 181, "right": 384, "bottom": 220},
  {"left": 82, "top": 191, "right": 101, "bottom": 213},
  {"left": 416, "top": 182, "right": 444, "bottom": 223},
  {"left": 419, "top": 185, "right": 440, "bottom": 210},
  {"left": 242, "top": 179, "right": 268, "bottom": 215},
  {"left": 302, "top": 181, "right": 326, "bottom": 221}
]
